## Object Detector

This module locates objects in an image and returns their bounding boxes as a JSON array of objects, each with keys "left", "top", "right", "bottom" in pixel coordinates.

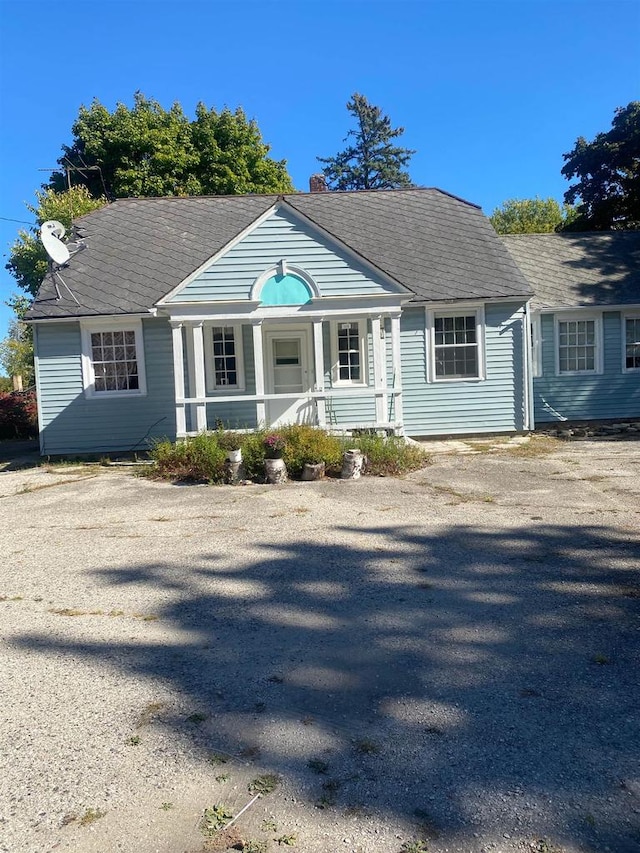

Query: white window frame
[
  {"left": 554, "top": 313, "right": 603, "bottom": 376},
  {"left": 622, "top": 312, "right": 640, "bottom": 373},
  {"left": 330, "top": 319, "right": 368, "bottom": 387},
  {"left": 426, "top": 306, "right": 485, "bottom": 383},
  {"left": 531, "top": 313, "right": 543, "bottom": 378},
  {"left": 204, "top": 323, "right": 246, "bottom": 393},
  {"left": 80, "top": 319, "right": 147, "bottom": 398}
]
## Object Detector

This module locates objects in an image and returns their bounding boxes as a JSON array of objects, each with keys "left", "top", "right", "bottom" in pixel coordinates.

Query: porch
[{"left": 167, "top": 313, "right": 404, "bottom": 437}]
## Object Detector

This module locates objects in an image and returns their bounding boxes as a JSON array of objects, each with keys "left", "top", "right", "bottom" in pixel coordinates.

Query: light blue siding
[
  {"left": 401, "top": 304, "right": 527, "bottom": 436},
  {"left": 35, "top": 319, "right": 176, "bottom": 455},
  {"left": 171, "top": 207, "right": 400, "bottom": 302},
  {"left": 534, "top": 311, "right": 640, "bottom": 422}
]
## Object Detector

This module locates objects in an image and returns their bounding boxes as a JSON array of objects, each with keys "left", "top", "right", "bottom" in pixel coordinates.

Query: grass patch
[
  {"left": 354, "top": 738, "right": 380, "bottom": 754},
  {"left": 505, "top": 436, "right": 561, "bottom": 457},
  {"left": 186, "top": 711, "right": 209, "bottom": 725}
]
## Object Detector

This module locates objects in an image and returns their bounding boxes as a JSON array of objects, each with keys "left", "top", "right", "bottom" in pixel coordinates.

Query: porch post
[
  {"left": 312, "top": 319, "right": 326, "bottom": 427},
  {"left": 390, "top": 313, "right": 403, "bottom": 431},
  {"left": 252, "top": 320, "right": 266, "bottom": 426},
  {"left": 170, "top": 321, "right": 187, "bottom": 438},
  {"left": 191, "top": 322, "right": 207, "bottom": 432},
  {"left": 370, "top": 315, "right": 387, "bottom": 425}
]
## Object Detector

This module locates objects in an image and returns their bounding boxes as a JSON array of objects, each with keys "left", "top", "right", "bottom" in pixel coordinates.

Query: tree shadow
[
  {"left": 560, "top": 231, "right": 640, "bottom": 304},
  {"left": 10, "top": 521, "right": 640, "bottom": 851}
]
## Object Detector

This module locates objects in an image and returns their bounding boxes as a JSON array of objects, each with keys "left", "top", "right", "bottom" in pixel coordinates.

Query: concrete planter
[
  {"left": 341, "top": 449, "right": 364, "bottom": 480},
  {"left": 301, "top": 461, "right": 325, "bottom": 481},
  {"left": 264, "top": 457, "right": 287, "bottom": 484},
  {"left": 226, "top": 449, "right": 242, "bottom": 464}
]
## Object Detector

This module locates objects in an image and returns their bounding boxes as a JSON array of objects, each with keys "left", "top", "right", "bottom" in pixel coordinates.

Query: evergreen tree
[{"left": 317, "top": 93, "right": 415, "bottom": 190}]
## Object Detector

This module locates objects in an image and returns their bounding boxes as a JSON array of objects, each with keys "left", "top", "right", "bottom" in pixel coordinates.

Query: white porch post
[
  {"left": 390, "top": 313, "right": 403, "bottom": 431},
  {"left": 170, "top": 321, "right": 187, "bottom": 438},
  {"left": 371, "top": 315, "right": 387, "bottom": 425},
  {"left": 252, "top": 320, "right": 266, "bottom": 426},
  {"left": 191, "top": 322, "right": 207, "bottom": 432},
  {"left": 312, "top": 319, "right": 326, "bottom": 427}
]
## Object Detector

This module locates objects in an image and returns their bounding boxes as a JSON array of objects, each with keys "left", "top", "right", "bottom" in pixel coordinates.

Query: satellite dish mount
[{"left": 40, "top": 221, "right": 80, "bottom": 304}]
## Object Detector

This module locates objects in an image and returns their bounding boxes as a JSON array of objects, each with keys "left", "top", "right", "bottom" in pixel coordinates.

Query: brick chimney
[{"left": 309, "top": 173, "right": 328, "bottom": 193}]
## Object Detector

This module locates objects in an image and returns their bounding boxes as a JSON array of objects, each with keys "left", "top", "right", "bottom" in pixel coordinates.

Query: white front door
[{"left": 265, "top": 328, "right": 314, "bottom": 426}]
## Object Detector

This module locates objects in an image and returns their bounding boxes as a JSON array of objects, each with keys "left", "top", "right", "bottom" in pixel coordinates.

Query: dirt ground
[{"left": 0, "top": 435, "right": 638, "bottom": 853}]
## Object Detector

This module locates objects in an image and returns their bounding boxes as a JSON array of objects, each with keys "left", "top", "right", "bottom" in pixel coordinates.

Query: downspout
[{"left": 523, "top": 300, "right": 535, "bottom": 431}]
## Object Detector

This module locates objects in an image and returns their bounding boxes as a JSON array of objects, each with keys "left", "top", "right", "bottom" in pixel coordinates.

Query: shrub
[
  {"left": 344, "top": 433, "right": 427, "bottom": 476},
  {"left": 149, "top": 433, "right": 226, "bottom": 483},
  {"left": 0, "top": 390, "right": 38, "bottom": 440},
  {"left": 280, "top": 424, "right": 343, "bottom": 477}
]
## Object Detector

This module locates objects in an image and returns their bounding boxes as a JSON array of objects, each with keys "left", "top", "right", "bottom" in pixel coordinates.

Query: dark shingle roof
[
  {"left": 28, "top": 188, "right": 532, "bottom": 320},
  {"left": 501, "top": 231, "right": 640, "bottom": 310}
]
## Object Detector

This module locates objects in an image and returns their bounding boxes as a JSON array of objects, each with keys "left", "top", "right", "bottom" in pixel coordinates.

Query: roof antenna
[{"left": 40, "top": 220, "right": 81, "bottom": 305}]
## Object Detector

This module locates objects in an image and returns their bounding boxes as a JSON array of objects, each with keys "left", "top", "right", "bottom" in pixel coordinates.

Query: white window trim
[
  {"left": 554, "top": 313, "right": 603, "bottom": 376},
  {"left": 425, "top": 306, "right": 486, "bottom": 383},
  {"left": 80, "top": 319, "right": 147, "bottom": 398},
  {"left": 531, "top": 313, "right": 543, "bottom": 378},
  {"left": 622, "top": 312, "right": 640, "bottom": 373},
  {"left": 203, "top": 323, "right": 246, "bottom": 393},
  {"left": 330, "top": 319, "right": 369, "bottom": 387}
]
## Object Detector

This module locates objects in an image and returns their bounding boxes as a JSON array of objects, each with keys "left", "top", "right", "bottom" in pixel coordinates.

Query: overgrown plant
[{"left": 148, "top": 426, "right": 427, "bottom": 483}]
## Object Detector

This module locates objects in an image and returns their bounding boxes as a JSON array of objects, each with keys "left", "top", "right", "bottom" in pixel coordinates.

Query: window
[
  {"left": 433, "top": 312, "right": 481, "bottom": 380},
  {"left": 624, "top": 316, "right": 640, "bottom": 370},
  {"left": 333, "top": 321, "right": 366, "bottom": 385},
  {"left": 81, "top": 321, "right": 146, "bottom": 397},
  {"left": 204, "top": 325, "right": 245, "bottom": 392},
  {"left": 556, "top": 318, "right": 598, "bottom": 374}
]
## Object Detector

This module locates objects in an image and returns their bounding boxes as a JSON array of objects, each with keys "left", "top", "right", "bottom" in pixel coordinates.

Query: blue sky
[{"left": 0, "top": 0, "right": 638, "bottom": 342}]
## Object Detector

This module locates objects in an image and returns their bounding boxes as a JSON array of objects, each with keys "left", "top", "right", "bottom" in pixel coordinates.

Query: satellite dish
[{"left": 41, "top": 220, "right": 70, "bottom": 266}]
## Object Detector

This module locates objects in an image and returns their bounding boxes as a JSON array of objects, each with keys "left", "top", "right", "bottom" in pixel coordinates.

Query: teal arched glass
[{"left": 259, "top": 273, "right": 313, "bottom": 306}]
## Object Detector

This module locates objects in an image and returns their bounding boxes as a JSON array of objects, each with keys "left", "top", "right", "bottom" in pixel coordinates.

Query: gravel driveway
[{"left": 1, "top": 437, "right": 639, "bottom": 853}]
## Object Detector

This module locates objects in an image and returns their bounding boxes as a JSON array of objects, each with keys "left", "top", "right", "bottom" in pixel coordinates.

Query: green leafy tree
[
  {"left": 490, "top": 197, "right": 576, "bottom": 234},
  {"left": 0, "top": 295, "right": 35, "bottom": 388},
  {"left": 50, "top": 93, "right": 294, "bottom": 198},
  {"left": 317, "top": 93, "right": 415, "bottom": 190},
  {"left": 561, "top": 101, "right": 640, "bottom": 230}
]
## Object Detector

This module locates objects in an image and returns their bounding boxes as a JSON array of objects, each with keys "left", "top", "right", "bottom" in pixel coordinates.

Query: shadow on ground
[{"left": 11, "top": 521, "right": 640, "bottom": 851}]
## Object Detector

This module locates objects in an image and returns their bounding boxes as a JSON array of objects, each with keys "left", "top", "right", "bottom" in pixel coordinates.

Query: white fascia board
[
  {"left": 536, "top": 302, "right": 640, "bottom": 314},
  {"left": 155, "top": 203, "right": 279, "bottom": 305},
  {"left": 280, "top": 200, "right": 412, "bottom": 296},
  {"left": 29, "top": 311, "right": 155, "bottom": 325},
  {"left": 418, "top": 295, "right": 531, "bottom": 310}
]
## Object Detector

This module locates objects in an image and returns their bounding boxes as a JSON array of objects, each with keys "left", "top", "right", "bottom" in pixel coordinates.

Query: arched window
[{"left": 251, "top": 261, "right": 319, "bottom": 306}]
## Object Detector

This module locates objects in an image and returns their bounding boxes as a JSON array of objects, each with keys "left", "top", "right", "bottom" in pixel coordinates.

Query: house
[
  {"left": 501, "top": 231, "right": 640, "bottom": 424},
  {"left": 27, "top": 186, "right": 534, "bottom": 456}
]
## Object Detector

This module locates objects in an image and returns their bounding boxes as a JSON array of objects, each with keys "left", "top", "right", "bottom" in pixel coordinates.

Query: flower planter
[
  {"left": 264, "top": 457, "right": 287, "bottom": 484},
  {"left": 226, "top": 449, "right": 242, "bottom": 464},
  {"left": 341, "top": 449, "right": 364, "bottom": 480},
  {"left": 301, "top": 461, "right": 325, "bottom": 481}
]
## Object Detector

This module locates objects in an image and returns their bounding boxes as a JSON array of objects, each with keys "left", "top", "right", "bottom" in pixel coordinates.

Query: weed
[
  {"left": 301, "top": 715, "right": 314, "bottom": 725},
  {"left": 506, "top": 436, "right": 561, "bottom": 457},
  {"left": 307, "top": 758, "right": 329, "bottom": 774},
  {"left": 79, "top": 807, "right": 106, "bottom": 826},
  {"left": 242, "top": 842, "right": 268, "bottom": 853},
  {"left": 108, "top": 609, "right": 125, "bottom": 617},
  {"left": 592, "top": 653, "right": 610, "bottom": 665},
  {"left": 354, "top": 738, "right": 380, "bottom": 755},
  {"left": 262, "top": 818, "right": 278, "bottom": 832},
  {"left": 186, "top": 712, "right": 209, "bottom": 724},
  {"left": 208, "top": 753, "right": 229, "bottom": 765},
  {"left": 401, "top": 841, "right": 429, "bottom": 853},
  {"left": 60, "top": 812, "right": 77, "bottom": 826},
  {"left": 199, "top": 804, "right": 234, "bottom": 836},
  {"left": 49, "top": 608, "right": 88, "bottom": 616},
  {"left": 585, "top": 813, "right": 596, "bottom": 827},
  {"left": 126, "top": 735, "right": 141, "bottom": 745},
  {"left": 215, "top": 773, "right": 230, "bottom": 783},
  {"left": 137, "top": 701, "right": 166, "bottom": 728},
  {"left": 159, "top": 802, "right": 173, "bottom": 811},
  {"left": 275, "top": 834, "right": 297, "bottom": 846},
  {"left": 267, "top": 674, "right": 284, "bottom": 684},
  {"left": 248, "top": 773, "right": 280, "bottom": 795}
]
